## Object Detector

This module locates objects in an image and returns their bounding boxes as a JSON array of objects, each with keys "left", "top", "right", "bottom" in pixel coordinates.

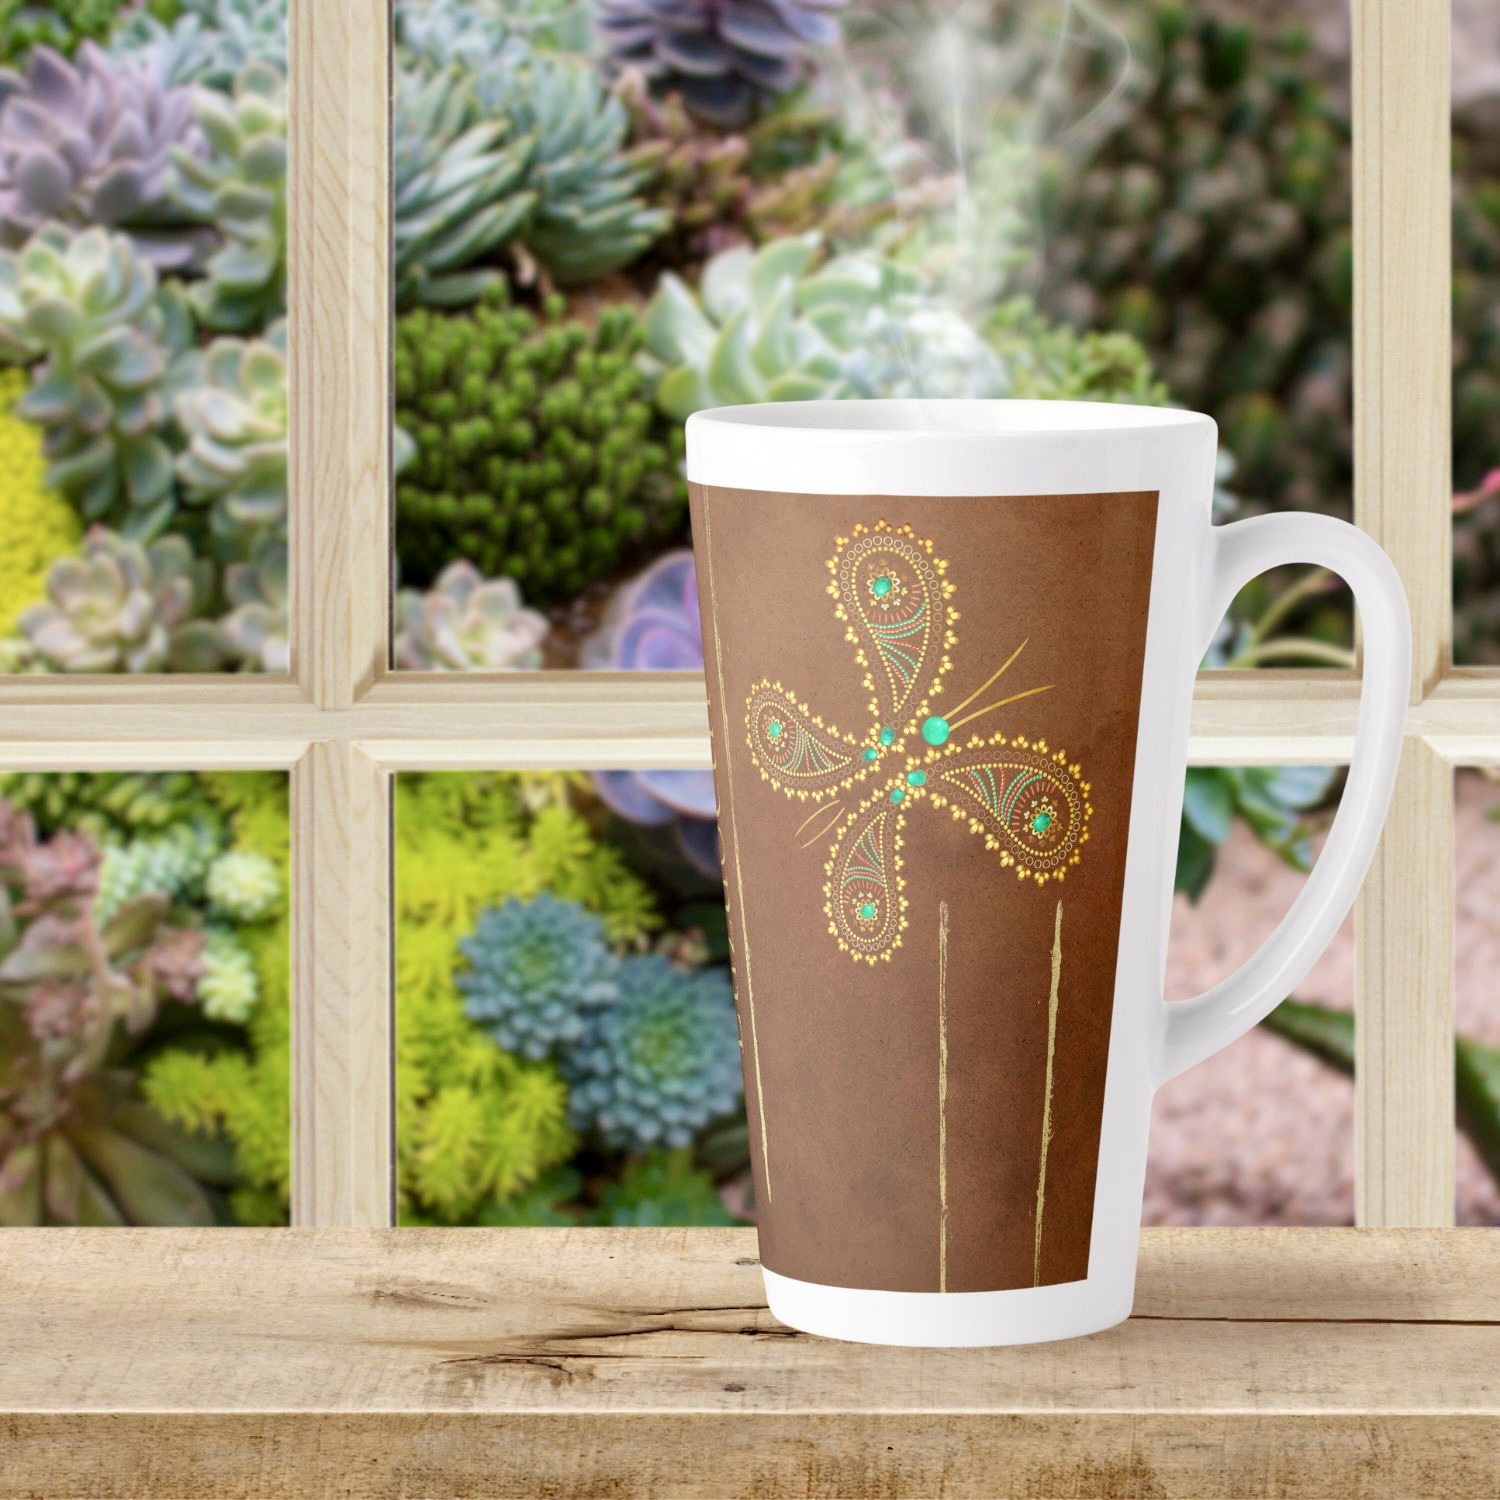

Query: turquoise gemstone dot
[
  {"left": 921, "top": 716, "right": 950, "bottom": 747},
  {"left": 890, "top": 787, "right": 905, "bottom": 804},
  {"left": 906, "top": 770, "right": 927, "bottom": 787},
  {"left": 872, "top": 574, "right": 893, "bottom": 598},
  {"left": 859, "top": 902, "right": 876, "bottom": 921},
  {"left": 879, "top": 726, "right": 895, "bottom": 747},
  {"left": 1032, "top": 811, "right": 1052, "bottom": 833},
  {"left": 768, "top": 720, "right": 782, "bottom": 740},
  {"left": 862, "top": 746, "right": 878, "bottom": 763}
]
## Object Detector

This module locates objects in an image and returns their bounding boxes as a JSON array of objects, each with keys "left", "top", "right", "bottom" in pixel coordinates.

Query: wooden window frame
[{"left": 0, "top": 0, "right": 1469, "bottom": 1231}]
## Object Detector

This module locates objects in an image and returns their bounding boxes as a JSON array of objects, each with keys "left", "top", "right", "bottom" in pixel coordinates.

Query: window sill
[{"left": 2, "top": 1226, "right": 1494, "bottom": 1498}]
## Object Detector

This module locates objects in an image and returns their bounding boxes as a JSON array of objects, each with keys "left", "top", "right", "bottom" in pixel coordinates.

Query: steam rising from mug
[{"left": 820, "top": 0, "right": 1139, "bottom": 396}]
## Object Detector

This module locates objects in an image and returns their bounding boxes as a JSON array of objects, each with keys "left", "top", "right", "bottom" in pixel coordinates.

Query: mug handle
[{"left": 1157, "top": 512, "right": 1412, "bottom": 1084}]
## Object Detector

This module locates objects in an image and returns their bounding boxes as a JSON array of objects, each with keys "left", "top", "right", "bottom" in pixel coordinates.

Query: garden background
[{"left": 1, "top": 0, "right": 1497, "bottom": 1230}]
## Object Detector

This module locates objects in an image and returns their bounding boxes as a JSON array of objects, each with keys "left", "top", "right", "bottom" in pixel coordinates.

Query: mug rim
[{"left": 687, "top": 398, "right": 1216, "bottom": 441}]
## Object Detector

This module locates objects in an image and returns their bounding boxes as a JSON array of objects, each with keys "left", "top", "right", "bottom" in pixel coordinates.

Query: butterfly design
[{"left": 744, "top": 521, "right": 1093, "bottom": 964}]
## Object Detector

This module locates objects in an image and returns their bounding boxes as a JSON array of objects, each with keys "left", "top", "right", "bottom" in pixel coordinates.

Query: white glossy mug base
[{"left": 763, "top": 1266, "right": 1132, "bottom": 1348}]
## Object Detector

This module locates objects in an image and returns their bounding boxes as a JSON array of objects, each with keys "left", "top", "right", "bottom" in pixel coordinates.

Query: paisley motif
[
  {"left": 829, "top": 527, "right": 954, "bottom": 724},
  {"left": 824, "top": 798, "right": 906, "bottom": 961},
  {"left": 745, "top": 682, "right": 863, "bottom": 796},
  {"left": 933, "top": 742, "right": 1089, "bottom": 879},
  {"left": 744, "top": 519, "right": 1094, "bottom": 964}
]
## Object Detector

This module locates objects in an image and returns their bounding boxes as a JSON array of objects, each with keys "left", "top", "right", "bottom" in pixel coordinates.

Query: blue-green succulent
[
  {"left": 565, "top": 955, "right": 742, "bottom": 1152},
  {"left": 95, "top": 819, "right": 223, "bottom": 924},
  {"left": 112, "top": 0, "right": 289, "bottom": 91},
  {"left": 459, "top": 894, "right": 621, "bottom": 1063}
]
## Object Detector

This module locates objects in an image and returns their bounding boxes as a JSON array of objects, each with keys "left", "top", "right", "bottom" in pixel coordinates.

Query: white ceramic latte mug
[{"left": 686, "top": 400, "right": 1409, "bottom": 1347}]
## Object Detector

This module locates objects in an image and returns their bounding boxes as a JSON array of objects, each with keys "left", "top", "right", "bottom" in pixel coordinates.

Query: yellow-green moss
[{"left": 0, "top": 367, "right": 80, "bottom": 638}]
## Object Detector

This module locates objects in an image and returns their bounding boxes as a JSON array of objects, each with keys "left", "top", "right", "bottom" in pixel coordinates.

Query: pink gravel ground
[{"left": 1150, "top": 769, "right": 1500, "bottom": 1226}]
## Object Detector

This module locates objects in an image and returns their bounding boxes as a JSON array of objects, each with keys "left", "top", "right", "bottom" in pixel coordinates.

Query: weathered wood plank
[
  {"left": 4, "top": 1413, "right": 1496, "bottom": 1500},
  {"left": 0, "top": 1229, "right": 1495, "bottom": 1497}
]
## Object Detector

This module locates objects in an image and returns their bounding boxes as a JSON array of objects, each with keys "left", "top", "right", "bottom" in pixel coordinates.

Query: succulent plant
[
  {"left": 580, "top": 551, "right": 719, "bottom": 876},
  {"left": 642, "top": 232, "right": 1005, "bottom": 422},
  {"left": 981, "top": 298, "right": 1172, "bottom": 406},
  {"left": 111, "top": 0, "right": 289, "bottom": 91},
  {"left": 94, "top": 819, "right": 222, "bottom": 925},
  {"left": 0, "top": 43, "right": 208, "bottom": 269},
  {"left": 589, "top": 1146, "right": 733, "bottom": 1226},
  {"left": 565, "top": 954, "right": 742, "bottom": 1153},
  {"left": 393, "top": 562, "right": 549, "bottom": 672},
  {"left": 394, "top": 287, "right": 686, "bottom": 603},
  {"left": 172, "top": 321, "right": 287, "bottom": 547},
  {"left": 617, "top": 70, "right": 870, "bottom": 271},
  {"left": 394, "top": 0, "right": 590, "bottom": 74},
  {"left": 172, "top": 59, "right": 287, "bottom": 331},
  {"left": 196, "top": 926, "right": 258, "bottom": 1023},
  {"left": 0, "top": 770, "right": 222, "bottom": 841},
  {"left": 19, "top": 526, "right": 222, "bottom": 674},
  {"left": 393, "top": 49, "right": 665, "bottom": 304},
  {"left": 597, "top": 0, "right": 846, "bottom": 128},
  {"left": 471, "top": 53, "right": 668, "bottom": 287},
  {"left": 0, "top": 363, "right": 79, "bottom": 641},
  {"left": 219, "top": 533, "right": 287, "bottom": 672},
  {"left": 1176, "top": 764, "right": 1335, "bottom": 902},
  {"left": 204, "top": 850, "right": 279, "bottom": 922},
  {"left": 0, "top": 0, "right": 121, "bottom": 68},
  {"left": 0, "top": 802, "right": 223, "bottom": 1227},
  {"left": 392, "top": 65, "right": 535, "bottom": 310},
  {"left": 459, "top": 894, "right": 621, "bottom": 1063},
  {"left": 0, "top": 225, "right": 188, "bottom": 530}
]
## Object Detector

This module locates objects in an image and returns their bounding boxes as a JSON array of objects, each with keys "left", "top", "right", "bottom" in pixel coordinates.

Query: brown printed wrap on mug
[{"left": 690, "top": 485, "right": 1159, "bottom": 1294}]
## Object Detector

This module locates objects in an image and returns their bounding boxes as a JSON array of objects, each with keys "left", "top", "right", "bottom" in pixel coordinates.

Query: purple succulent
[
  {"left": 581, "top": 550, "right": 720, "bottom": 876},
  {"left": 0, "top": 44, "right": 207, "bottom": 269},
  {"left": 598, "top": 0, "right": 846, "bottom": 127}
]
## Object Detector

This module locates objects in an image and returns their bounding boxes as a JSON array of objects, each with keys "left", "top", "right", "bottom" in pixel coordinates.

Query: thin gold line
[
  {"left": 948, "top": 682, "right": 1055, "bottom": 731},
  {"left": 938, "top": 899, "right": 950, "bottom": 1294},
  {"left": 794, "top": 799, "right": 843, "bottom": 838},
  {"left": 946, "top": 638, "right": 1028, "bottom": 718},
  {"left": 702, "top": 499, "right": 770, "bottom": 1203},
  {"left": 1034, "top": 900, "right": 1063, "bottom": 1287}
]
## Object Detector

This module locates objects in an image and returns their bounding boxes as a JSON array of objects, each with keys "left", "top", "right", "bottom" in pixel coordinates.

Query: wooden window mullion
[
  {"left": 1351, "top": 0, "right": 1455, "bottom": 1225},
  {"left": 287, "top": 0, "right": 396, "bottom": 1227}
]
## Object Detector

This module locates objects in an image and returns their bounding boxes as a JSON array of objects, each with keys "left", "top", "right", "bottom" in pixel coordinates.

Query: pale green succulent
[
  {"left": 19, "top": 526, "right": 221, "bottom": 673},
  {"left": 393, "top": 562, "right": 549, "bottom": 671},
  {"left": 197, "top": 926, "right": 258, "bottom": 1023},
  {"left": 643, "top": 232, "right": 1006, "bottom": 422},
  {"left": 219, "top": 534, "right": 287, "bottom": 673},
  {"left": 173, "top": 60, "right": 287, "bottom": 331},
  {"left": 111, "top": 0, "right": 289, "bottom": 91},
  {"left": 392, "top": 66, "right": 535, "bottom": 309},
  {"left": 205, "top": 850, "right": 280, "bottom": 921},
  {"left": 172, "top": 320, "right": 286, "bottom": 548},
  {"left": 0, "top": 225, "right": 187, "bottom": 531}
]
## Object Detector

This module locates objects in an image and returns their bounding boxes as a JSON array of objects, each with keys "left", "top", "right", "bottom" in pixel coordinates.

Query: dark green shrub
[{"left": 394, "top": 287, "right": 686, "bottom": 605}]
